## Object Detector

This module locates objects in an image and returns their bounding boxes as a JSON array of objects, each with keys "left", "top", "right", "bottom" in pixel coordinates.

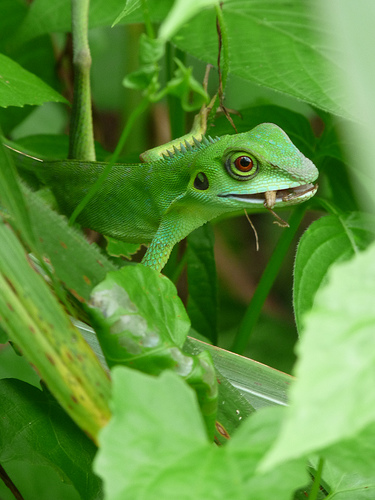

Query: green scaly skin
[{"left": 12, "top": 123, "right": 318, "bottom": 272}]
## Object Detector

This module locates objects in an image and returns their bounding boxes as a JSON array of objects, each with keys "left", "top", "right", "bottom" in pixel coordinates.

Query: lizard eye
[
  {"left": 235, "top": 156, "right": 254, "bottom": 171},
  {"left": 225, "top": 154, "right": 258, "bottom": 181},
  {"left": 194, "top": 172, "right": 209, "bottom": 190}
]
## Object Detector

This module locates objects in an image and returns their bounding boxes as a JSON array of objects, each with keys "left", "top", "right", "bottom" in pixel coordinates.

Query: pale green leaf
[
  {"left": 261, "top": 242, "right": 375, "bottom": 470},
  {"left": 94, "top": 366, "right": 307, "bottom": 500},
  {"left": 112, "top": 0, "right": 141, "bottom": 26},
  {"left": 0, "top": 53, "right": 67, "bottom": 107},
  {"left": 316, "top": 0, "right": 375, "bottom": 213},
  {"left": 293, "top": 212, "right": 375, "bottom": 333},
  {"left": 159, "top": 0, "right": 218, "bottom": 41}
]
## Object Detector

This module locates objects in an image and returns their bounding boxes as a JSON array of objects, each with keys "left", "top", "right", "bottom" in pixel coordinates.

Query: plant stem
[
  {"left": 69, "top": 0, "right": 96, "bottom": 161},
  {"left": 0, "top": 464, "right": 24, "bottom": 500},
  {"left": 308, "top": 458, "right": 324, "bottom": 500},
  {"left": 232, "top": 205, "right": 306, "bottom": 354}
]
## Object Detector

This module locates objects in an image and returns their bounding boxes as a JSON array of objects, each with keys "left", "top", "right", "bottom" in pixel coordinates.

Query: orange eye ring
[
  {"left": 234, "top": 156, "right": 254, "bottom": 172},
  {"left": 225, "top": 153, "right": 258, "bottom": 181}
]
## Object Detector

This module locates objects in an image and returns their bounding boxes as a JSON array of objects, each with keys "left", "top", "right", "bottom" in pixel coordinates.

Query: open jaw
[{"left": 218, "top": 183, "right": 318, "bottom": 208}]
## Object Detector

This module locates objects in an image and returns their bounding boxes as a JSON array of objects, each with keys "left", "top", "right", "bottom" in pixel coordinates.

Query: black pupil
[
  {"left": 240, "top": 157, "right": 251, "bottom": 167},
  {"left": 194, "top": 172, "right": 209, "bottom": 190}
]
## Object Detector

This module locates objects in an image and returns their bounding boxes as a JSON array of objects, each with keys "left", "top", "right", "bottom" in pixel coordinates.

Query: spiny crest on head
[{"left": 161, "top": 135, "right": 220, "bottom": 161}]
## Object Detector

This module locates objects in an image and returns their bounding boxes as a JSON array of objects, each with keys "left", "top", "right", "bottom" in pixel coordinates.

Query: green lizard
[{"left": 10, "top": 122, "right": 318, "bottom": 272}]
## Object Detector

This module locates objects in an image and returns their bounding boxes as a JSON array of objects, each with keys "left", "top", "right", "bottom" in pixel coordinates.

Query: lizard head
[{"left": 186, "top": 123, "right": 318, "bottom": 212}]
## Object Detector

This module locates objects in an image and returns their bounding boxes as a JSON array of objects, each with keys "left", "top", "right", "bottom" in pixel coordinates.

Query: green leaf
[
  {"left": 0, "top": 379, "right": 101, "bottom": 500},
  {"left": 105, "top": 236, "right": 141, "bottom": 260},
  {"left": 316, "top": 456, "right": 375, "bottom": 498},
  {"left": 159, "top": 0, "right": 218, "bottom": 41},
  {"left": 12, "top": 0, "right": 174, "bottom": 44},
  {"left": 0, "top": 135, "right": 35, "bottom": 248},
  {"left": 174, "top": 0, "right": 347, "bottom": 116},
  {"left": 0, "top": 53, "right": 67, "bottom": 107},
  {"left": 89, "top": 265, "right": 218, "bottom": 439},
  {"left": 316, "top": 0, "right": 375, "bottom": 213},
  {"left": 89, "top": 265, "right": 191, "bottom": 369},
  {"left": 0, "top": 220, "right": 111, "bottom": 440},
  {"left": 23, "top": 184, "right": 117, "bottom": 303},
  {"left": 112, "top": 0, "right": 142, "bottom": 25},
  {"left": 262, "top": 242, "right": 375, "bottom": 470},
  {"left": 94, "top": 366, "right": 307, "bottom": 500},
  {"left": 186, "top": 225, "right": 218, "bottom": 344},
  {"left": 293, "top": 212, "right": 375, "bottom": 333}
]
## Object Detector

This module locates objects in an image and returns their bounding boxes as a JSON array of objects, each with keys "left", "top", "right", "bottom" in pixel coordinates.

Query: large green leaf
[
  {"left": 12, "top": 1, "right": 345, "bottom": 115},
  {"left": 0, "top": 53, "right": 67, "bottom": 107},
  {"left": 0, "top": 379, "right": 101, "bottom": 500},
  {"left": 12, "top": 0, "right": 173, "bottom": 44},
  {"left": 293, "top": 212, "right": 375, "bottom": 332},
  {"left": 0, "top": 220, "right": 111, "bottom": 440},
  {"left": 174, "top": 0, "right": 346, "bottom": 116},
  {"left": 94, "top": 366, "right": 307, "bottom": 500},
  {"left": 262, "top": 242, "right": 375, "bottom": 475}
]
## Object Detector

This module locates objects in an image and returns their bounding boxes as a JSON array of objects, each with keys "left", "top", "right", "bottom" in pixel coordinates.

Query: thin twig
[{"left": 244, "top": 209, "right": 259, "bottom": 251}]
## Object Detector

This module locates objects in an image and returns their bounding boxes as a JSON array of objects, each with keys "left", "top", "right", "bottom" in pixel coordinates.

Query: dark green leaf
[
  {"left": 0, "top": 54, "right": 67, "bottom": 108},
  {"left": 12, "top": 0, "right": 174, "bottom": 45},
  {"left": 0, "top": 379, "right": 101, "bottom": 500},
  {"left": 187, "top": 224, "right": 218, "bottom": 344},
  {"left": 174, "top": 0, "right": 347, "bottom": 116},
  {"left": 0, "top": 135, "right": 35, "bottom": 248}
]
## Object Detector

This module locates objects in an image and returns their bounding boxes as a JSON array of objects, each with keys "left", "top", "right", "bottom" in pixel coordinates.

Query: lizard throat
[{"left": 218, "top": 182, "right": 318, "bottom": 207}]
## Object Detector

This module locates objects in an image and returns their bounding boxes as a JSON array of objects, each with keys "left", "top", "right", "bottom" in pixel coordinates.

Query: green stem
[
  {"left": 166, "top": 45, "right": 186, "bottom": 139},
  {"left": 141, "top": 0, "right": 154, "bottom": 39},
  {"left": 69, "top": 97, "right": 148, "bottom": 226},
  {"left": 232, "top": 205, "right": 306, "bottom": 354},
  {"left": 69, "top": 0, "right": 96, "bottom": 161},
  {"left": 308, "top": 458, "right": 325, "bottom": 500}
]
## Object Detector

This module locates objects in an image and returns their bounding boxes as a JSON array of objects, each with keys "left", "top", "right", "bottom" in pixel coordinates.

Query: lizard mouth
[{"left": 219, "top": 183, "right": 318, "bottom": 208}]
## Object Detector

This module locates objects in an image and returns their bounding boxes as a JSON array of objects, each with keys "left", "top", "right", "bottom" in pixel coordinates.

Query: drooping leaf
[
  {"left": 0, "top": 53, "right": 67, "bottom": 107},
  {"left": 293, "top": 212, "right": 375, "bottom": 332},
  {"left": 89, "top": 264, "right": 218, "bottom": 438},
  {"left": 0, "top": 379, "right": 101, "bottom": 500}
]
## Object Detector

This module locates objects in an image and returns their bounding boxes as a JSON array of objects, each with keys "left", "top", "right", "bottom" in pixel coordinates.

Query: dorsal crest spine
[{"left": 161, "top": 135, "right": 220, "bottom": 161}]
